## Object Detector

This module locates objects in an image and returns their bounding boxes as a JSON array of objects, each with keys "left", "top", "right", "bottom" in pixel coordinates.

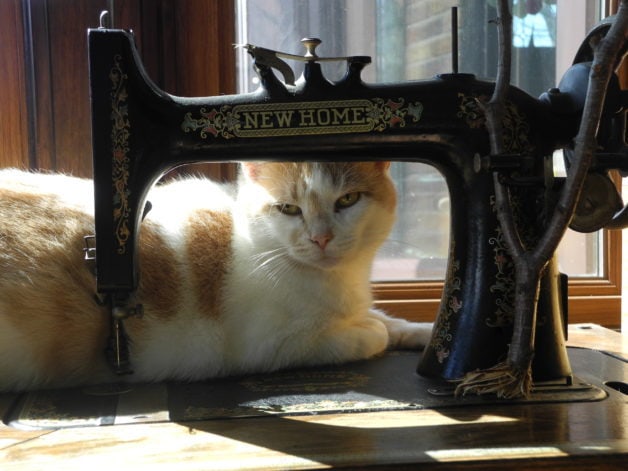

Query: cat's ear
[
  {"left": 374, "top": 161, "right": 391, "bottom": 173},
  {"left": 241, "top": 162, "right": 261, "bottom": 181}
]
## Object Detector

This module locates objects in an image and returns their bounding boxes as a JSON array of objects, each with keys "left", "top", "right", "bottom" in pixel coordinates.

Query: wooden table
[{"left": 1, "top": 323, "right": 627, "bottom": 470}]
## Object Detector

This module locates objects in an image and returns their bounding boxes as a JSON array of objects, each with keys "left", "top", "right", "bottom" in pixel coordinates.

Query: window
[
  {"left": 235, "top": 0, "right": 621, "bottom": 326},
  {"left": 2, "top": 0, "right": 620, "bottom": 327}
]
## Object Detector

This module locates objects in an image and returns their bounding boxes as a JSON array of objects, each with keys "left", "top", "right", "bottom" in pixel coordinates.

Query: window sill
[{"left": 372, "top": 283, "right": 621, "bottom": 329}]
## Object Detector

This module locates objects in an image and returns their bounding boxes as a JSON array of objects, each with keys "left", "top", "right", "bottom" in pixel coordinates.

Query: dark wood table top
[{"left": 1, "top": 323, "right": 626, "bottom": 470}]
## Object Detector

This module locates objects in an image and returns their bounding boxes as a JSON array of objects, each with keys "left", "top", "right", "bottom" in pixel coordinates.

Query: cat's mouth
[
  {"left": 294, "top": 252, "right": 343, "bottom": 270},
  {"left": 312, "top": 255, "right": 342, "bottom": 269}
]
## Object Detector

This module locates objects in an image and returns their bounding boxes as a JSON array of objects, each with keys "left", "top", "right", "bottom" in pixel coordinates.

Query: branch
[
  {"left": 487, "top": 0, "right": 522, "bottom": 258},
  {"left": 457, "top": 0, "right": 628, "bottom": 398},
  {"left": 535, "top": 1, "right": 628, "bottom": 264}
]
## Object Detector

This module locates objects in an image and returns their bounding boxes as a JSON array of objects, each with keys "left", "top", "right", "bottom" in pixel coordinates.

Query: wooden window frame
[
  {"left": 372, "top": 1, "right": 626, "bottom": 329},
  {"left": 371, "top": 227, "right": 622, "bottom": 328},
  {"left": 2, "top": 1, "right": 622, "bottom": 328}
]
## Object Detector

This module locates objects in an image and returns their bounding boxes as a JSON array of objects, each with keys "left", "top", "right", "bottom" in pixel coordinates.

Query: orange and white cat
[{"left": 0, "top": 162, "right": 432, "bottom": 391}]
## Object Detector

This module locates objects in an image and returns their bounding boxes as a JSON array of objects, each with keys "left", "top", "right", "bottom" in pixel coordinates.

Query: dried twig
[{"left": 456, "top": 0, "right": 628, "bottom": 398}]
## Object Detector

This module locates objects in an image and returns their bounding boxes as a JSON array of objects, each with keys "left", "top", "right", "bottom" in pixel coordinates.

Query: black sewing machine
[{"left": 87, "top": 16, "right": 627, "bottom": 388}]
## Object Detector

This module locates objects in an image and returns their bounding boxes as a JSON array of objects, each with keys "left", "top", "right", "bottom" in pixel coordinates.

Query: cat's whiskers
[
  {"left": 267, "top": 260, "right": 300, "bottom": 289},
  {"left": 252, "top": 251, "right": 301, "bottom": 289},
  {"left": 249, "top": 247, "right": 289, "bottom": 276}
]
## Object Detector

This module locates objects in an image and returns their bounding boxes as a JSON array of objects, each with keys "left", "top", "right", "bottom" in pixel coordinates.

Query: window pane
[
  {"left": 373, "top": 162, "right": 449, "bottom": 281},
  {"left": 236, "top": 0, "right": 604, "bottom": 281}
]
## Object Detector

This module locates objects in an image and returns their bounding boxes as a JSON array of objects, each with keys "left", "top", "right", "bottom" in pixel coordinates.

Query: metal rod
[
  {"left": 108, "top": 0, "right": 115, "bottom": 28},
  {"left": 451, "top": 6, "right": 459, "bottom": 74}
]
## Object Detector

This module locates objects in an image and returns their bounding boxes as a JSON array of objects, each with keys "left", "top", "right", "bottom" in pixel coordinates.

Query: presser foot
[{"left": 104, "top": 300, "right": 143, "bottom": 376}]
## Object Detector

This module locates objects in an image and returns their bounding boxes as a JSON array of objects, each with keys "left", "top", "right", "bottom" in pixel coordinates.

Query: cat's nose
[{"left": 310, "top": 233, "right": 333, "bottom": 250}]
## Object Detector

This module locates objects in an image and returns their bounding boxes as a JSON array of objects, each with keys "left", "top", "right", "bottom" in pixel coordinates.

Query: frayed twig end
[{"left": 454, "top": 362, "right": 533, "bottom": 399}]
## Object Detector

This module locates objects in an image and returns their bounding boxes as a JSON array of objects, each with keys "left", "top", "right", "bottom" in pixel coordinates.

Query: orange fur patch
[
  {"left": 0, "top": 189, "right": 110, "bottom": 386},
  {"left": 136, "top": 222, "right": 183, "bottom": 321},
  {"left": 185, "top": 209, "right": 233, "bottom": 319}
]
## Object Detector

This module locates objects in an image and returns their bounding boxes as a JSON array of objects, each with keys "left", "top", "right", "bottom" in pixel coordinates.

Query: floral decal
[
  {"left": 430, "top": 239, "right": 462, "bottom": 363},
  {"left": 109, "top": 54, "right": 131, "bottom": 254},
  {"left": 457, "top": 93, "right": 534, "bottom": 154}
]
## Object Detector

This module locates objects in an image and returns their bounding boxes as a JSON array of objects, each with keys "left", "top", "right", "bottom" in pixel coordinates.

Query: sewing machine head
[{"left": 87, "top": 18, "right": 627, "bottom": 381}]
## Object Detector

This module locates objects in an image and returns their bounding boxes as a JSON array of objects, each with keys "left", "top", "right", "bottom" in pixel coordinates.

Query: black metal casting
[{"left": 87, "top": 22, "right": 626, "bottom": 383}]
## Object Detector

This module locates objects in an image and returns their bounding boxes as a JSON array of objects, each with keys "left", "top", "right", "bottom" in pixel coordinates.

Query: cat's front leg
[
  {"left": 368, "top": 309, "right": 433, "bottom": 350},
  {"left": 305, "top": 315, "right": 389, "bottom": 367}
]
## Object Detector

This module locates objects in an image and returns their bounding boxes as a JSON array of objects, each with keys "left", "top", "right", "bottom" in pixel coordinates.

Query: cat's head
[{"left": 239, "top": 162, "right": 396, "bottom": 270}]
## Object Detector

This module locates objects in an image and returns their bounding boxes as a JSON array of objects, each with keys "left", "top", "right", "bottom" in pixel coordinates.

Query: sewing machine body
[
  {"left": 88, "top": 25, "right": 623, "bottom": 382},
  {"left": 5, "top": 12, "right": 628, "bottom": 470}
]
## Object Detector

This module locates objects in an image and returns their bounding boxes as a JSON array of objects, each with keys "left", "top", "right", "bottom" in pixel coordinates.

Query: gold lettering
[
  {"left": 275, "top": 110, "right": 294, "bottom": 127},
  {"left": 234, "top": 100, "right": 385, "bottom": 136},
  {"left": 243, "top": 112, "right": 258, "bottom": 129},
  {"left": 259, "top": 111, "right": 274, "bottom": 128},
  {"left": 350, "top": 107, "right": 367, "bottom": 124},
  {"left": 331, "top": 108, "right": 350, "bottom": 124},
  {"left": 299, "top": 109, "right": 316, "bottom": 126},
  {"left": 316, "top": 109, "right": 331, "bottom": 125}
]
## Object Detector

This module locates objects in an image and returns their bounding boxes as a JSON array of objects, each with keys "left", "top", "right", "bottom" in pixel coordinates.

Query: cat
[{"left": 0, "top": 162, "right": 432, "bottom": 392}]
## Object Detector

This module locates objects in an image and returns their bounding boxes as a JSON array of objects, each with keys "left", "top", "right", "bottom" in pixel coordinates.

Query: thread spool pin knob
[{"left": 301, "top": 38, "right": 322, "bottom": 58}]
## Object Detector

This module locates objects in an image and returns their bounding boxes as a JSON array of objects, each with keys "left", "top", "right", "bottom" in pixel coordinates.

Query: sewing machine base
[
  {"left": 2, "top": 346, "right": 620, "bottom": 430},
  {"left": 2, "top": 324, "right": 626, "bottom": 469}
]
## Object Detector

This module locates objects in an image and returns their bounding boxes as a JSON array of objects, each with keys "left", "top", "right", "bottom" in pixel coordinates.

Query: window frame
[
  {"left": 371, "top": 227, "right": 621, "bottom": 328},
  {"left": 230, "top": 0, "right": 624, "bottom": 329},
  {"left": 4, "top": 1, "right": 619, "bottom": 328}
]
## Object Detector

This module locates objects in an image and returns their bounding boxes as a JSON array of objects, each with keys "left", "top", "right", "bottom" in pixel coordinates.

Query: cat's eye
[
  {"left": 276, "top": 203, "right": 302, "bottom": 216},
  {"left": 335, "top": 192, "right": 361, "bottom": 211}
]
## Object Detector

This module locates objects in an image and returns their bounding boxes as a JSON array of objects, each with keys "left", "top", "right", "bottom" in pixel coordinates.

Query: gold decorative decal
[
  {"left": 430, "top": 238, "right": 462, "bottom": 363},
  {"left": 240, "top": 370, "right": 369, "bottom": 393},
  {"left": 181, "top": 98, "right": 423, "bottom": 139},
  {"left": 486, "top": 211, "right": 515, "bottom": 328},
  {"left": 261, "top": 398, "right": 414, "bottom": 415},
  {"left": 457, "top": 93, "right": 487, "bottom": 129},
  {"left": 109, "top": 54, "right": 131, "bottom": 254},
  {"left": 15, "top": 393, "right": 106, "bottom": 428},
  {"left": 181, "top": 398, "right": 414, "bottom": 420},
  {"left": 457, "top": 93, "right": 534, "bottom": 154}
]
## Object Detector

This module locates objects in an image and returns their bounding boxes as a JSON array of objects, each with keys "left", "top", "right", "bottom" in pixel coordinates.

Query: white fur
[{"left": 0, "top": 165, "right": 433, "bottom": 391}]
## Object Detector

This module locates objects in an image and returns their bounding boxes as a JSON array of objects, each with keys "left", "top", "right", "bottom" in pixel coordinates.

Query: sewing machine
[{"left": 87, "top": 16, "right": 627, "bottom": 389}]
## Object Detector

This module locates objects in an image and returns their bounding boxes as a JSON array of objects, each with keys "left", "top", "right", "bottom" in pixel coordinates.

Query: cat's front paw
[
  {"left": 368, "top": 309, "right": 433, "bottom": 350},
  {"left": 317, "top": 316, "right": 389, "bottom": 364},
  {"left": 344, "top": 316, "right": 390, "bottom": 359},
  {"left": 389, "top": 321, "right": 434, "bottom": 350}
]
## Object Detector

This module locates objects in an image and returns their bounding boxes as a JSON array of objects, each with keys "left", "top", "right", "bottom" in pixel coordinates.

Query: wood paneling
[
  {"left": 24, "top": 0, "right": 55, "bottom": 170},
  {"left": 0, "top": 0, "right": 29, "bottom": 168},
  {"left": 44, "top": 0, "right": 105, "bottom": 175},
  {"left": 2, "top": 0, "right": 236, "bottom": 177},
  {"left": 174, "top": 1, "right": 236, "bottom": 96}
]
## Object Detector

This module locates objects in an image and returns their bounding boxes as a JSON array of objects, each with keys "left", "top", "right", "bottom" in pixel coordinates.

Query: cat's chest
[{"left": 225, "top": 261, "right": 367, "bottom": 324}]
